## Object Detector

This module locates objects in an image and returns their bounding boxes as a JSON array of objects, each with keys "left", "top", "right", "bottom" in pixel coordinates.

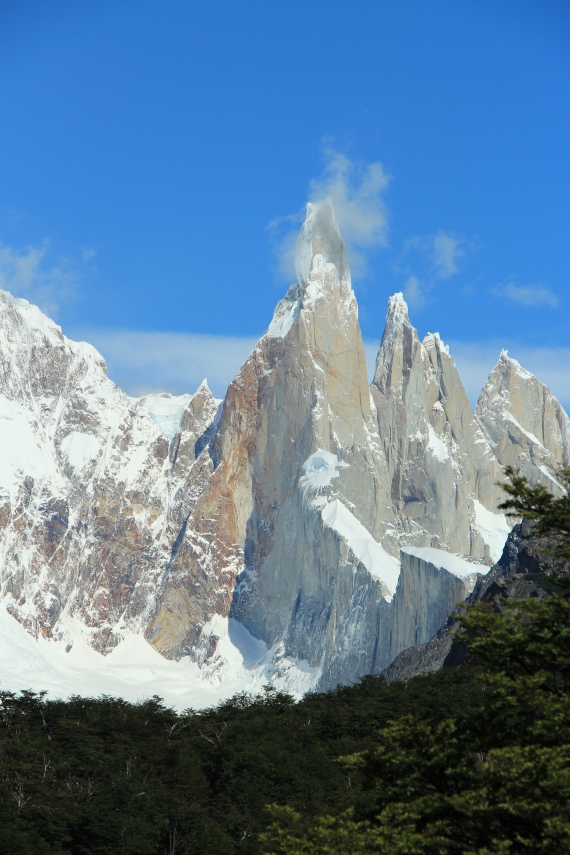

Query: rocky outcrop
[{"left": 147, "top": 201, "right": 399, "bottom": 689}]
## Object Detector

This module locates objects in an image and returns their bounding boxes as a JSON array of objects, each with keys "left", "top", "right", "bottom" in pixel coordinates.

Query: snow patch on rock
[
  {"left": 300, "top": 450, "right": 348, "bottom": 495},
  {"left": 266, "top": 285, "right": 302, "bottom": 339},
  {"left": 427, "top": 424, "right": 449, "bottom": 462},
  {"left": 402, "top": 546, "right": 489, "bottom": 591},
  {"left": 473, "top": 500, "right": 512, "bottom": 563},
  {"left": 322, "top": 499, "right": 400, "bottom": 600},
  {"left": 59, "top": 431, "right": 102, "bottom": 471}
]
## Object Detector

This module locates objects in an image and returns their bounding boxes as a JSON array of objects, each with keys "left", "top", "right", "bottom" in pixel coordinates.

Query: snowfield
[{"left": 0, "top": 606, "right": 317, "bottom": 711}]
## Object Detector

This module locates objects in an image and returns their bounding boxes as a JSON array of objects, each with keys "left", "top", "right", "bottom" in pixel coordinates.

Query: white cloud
[
  {"left": 492, "top": 281, "right": 558, "bottom": 307},
  {"left": 402, "top": 275, "right": 426, "bottom": 310},
  {"left": 72, "top": 328, "right": 259, "bottom": 400},
  {"left": 0, "top": 241, "right": 83, "bottom": 317},
  {"left": 309, "top": 145, "right": 390, "bottom": 273},
  {"left": 432, "top": 231, "right": 464, "bottom": 278},
  {"left": 270, "top": 144, "right": 391, "bottom": 281},
  {"left": 398, "top": 231, "right": 469, "bottom": 302}
]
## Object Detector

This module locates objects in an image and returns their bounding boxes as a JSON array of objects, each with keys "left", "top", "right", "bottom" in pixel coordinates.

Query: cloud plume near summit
[{"left": 269, "top": 145, "right": 391, "bottom": 281}]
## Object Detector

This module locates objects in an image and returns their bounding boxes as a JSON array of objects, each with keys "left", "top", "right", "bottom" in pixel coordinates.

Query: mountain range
[{"left": 1, "top": 201, "right": 568, "bottom": 705}]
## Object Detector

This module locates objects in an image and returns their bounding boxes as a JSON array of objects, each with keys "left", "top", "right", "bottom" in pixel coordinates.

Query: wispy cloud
[
  {"left": 269, "top": 143, "right": 391, "bottom": 281},
  {"left": 394, "top": 230, "right": 470, "bottom": 310},
  {"left": 72, "top": 328, "right": 259, "bottom": 400},
  {"left": 0, "top": 241, "right": 95, "bottom": 317},
  {"left": 403, "top": 275, "right": 426, "bottom": 310},
  {"left": 432, "top": 231, "right": 465, "bottom": 278},
  {"left": 266, "top": 213, "right": 302, "bottom": 282},
  {"left": 492, "top": 281, "right": 558, "bottom": 308}
]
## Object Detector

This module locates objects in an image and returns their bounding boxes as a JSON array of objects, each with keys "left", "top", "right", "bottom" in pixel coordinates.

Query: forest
[{"left": 1, "top": 470, "right": 569, "bottom": 854}]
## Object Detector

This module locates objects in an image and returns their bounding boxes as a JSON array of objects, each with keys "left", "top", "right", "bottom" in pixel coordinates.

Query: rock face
[
  {"left": 370, "top": 295, "right": 504, "bottom": 562},
  {"left": 475, "top": 350, "right": 570, "bottom": 494},
  {"left": 382, "top": 521, "right": 570, "bottom": 684},
  {"left": 0, "top": 201, "right": 568, "bottom": 695},
  {"left": 147, "top": 201, "right": 399, "bottom": 689},
  {"left": 0, "top": 290, "right": 220, "bottom": 650}
]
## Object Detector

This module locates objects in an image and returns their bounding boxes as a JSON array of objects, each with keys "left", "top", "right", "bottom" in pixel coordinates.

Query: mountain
[{"left": 0, "top": 202, "right": 568, "bottom": 703}]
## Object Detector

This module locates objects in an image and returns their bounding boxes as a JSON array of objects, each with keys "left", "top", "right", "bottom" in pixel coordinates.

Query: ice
[
  {"left": 294, "top": 200, "right": 350, "bottom": 293},
  {"left": 402, "top": 545, "right": 489, "bottom": 591},
  {"left": 504, "top": 411, "right": 544, "bottom": 448},
  {"left": 137, "top": 392, "right": 193, "bottom": 442},
  {"left": 473, "top": 499, "right": 512, "bottom": 563},
  {"left": 321, "top": 499, "right": 400, "bottom": 599},
  {"left": 266, "top": 286, "right": 301, "bottom": 339},
  {"left": 300, "top": 450, "right": 348, "bottom": 495}
]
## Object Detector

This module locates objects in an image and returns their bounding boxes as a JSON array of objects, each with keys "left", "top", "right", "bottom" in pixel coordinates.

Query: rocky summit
[{"left": 0, "top": 201, "right": 568, "bottom": 698}]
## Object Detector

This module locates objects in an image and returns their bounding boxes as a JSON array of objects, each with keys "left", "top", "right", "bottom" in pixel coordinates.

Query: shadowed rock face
[
  {"left": 382, "top": 520, "right": 570, "bottom": 684},
  {"left": 0, "top": 201, "right": 568, "bottom": 693}
]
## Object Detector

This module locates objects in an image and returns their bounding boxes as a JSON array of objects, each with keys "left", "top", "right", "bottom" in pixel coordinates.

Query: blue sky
[{"left": 1, "top": 0, "right": 569, "bottom": 406}]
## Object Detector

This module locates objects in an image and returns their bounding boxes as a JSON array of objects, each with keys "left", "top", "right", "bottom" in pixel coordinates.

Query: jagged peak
[
  {"left": 476, "top": 350, "right": 551, "bottom": 417},
  {"left": 386, "top": 291, "right": 411, "bottom": 325},
  {"left": 422, "top": 331, "right": 450, "bottom": 356},
  {"left": 377, "top": 293, "right": 415, "bottom": 355},
  {"left": 294, "top": 199, "right": 351, "bottom": 291},
  {"left": 492, "top": 349, "right": 534, "bottom": 382},
  {"left": 0, "top": 287, "right": 64, "bottom": 344},
  {"left": 196, "top": 378, "right": 212, "bottom": 396},
  {"left": 264, "top": 201, "right": 353, "bottom": 341},
  {"left": 373, "top": 293, "right": 419, "bottom": 392}
]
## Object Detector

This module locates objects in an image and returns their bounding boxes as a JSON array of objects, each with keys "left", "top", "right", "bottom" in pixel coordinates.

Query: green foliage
[
  {"left": 0, "top": 667, "right": 483, "bottom": 853},
  {"left": 499, "top": 465, "right": 570, "bottom": 561},
  {"left": 263, "top": 593, "right": 570, "bottom": 854}
]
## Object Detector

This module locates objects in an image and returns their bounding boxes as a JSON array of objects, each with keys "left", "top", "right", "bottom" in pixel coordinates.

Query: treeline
[
  {"left": 3, "top": 585, "right": 569, "bottom": 855},
  {"left": 0, "top": 665, "right": 483, "bottom": 854}
]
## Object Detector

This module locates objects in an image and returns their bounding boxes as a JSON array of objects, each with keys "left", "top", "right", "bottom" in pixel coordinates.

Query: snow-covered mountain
[{"left": 1, "top": 201, "right": 568, "bottom": 705}]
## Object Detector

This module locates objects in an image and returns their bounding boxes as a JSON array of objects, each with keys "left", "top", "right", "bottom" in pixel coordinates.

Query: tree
[{"left": 499, "top": 466, "right": 570, "bottom": 561}]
